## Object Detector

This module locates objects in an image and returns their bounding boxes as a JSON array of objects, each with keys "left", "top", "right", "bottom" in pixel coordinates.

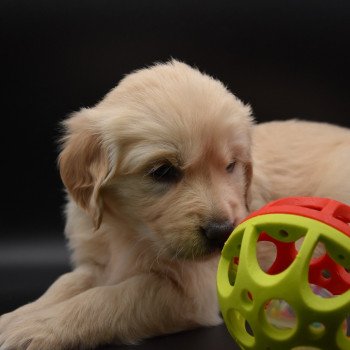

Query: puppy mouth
[
  {"left": 147, "top": 223, "right": 233, "bottom": 261},
  {"left": 164, "top": 235, "right": 225, "bottom": 261}
]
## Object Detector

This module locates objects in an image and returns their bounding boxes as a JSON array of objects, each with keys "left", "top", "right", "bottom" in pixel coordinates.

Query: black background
[
  {"left": 2, "top": 0, "right": 350, "bottom": 237},
  {"left": 1, "top": 1, "right": 350, "bottom": 348}
]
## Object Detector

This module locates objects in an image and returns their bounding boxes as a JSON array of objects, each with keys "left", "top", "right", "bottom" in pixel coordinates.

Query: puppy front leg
[
  {"left": 0, "top": 266, "right": 96, "bottom": 331},
  {"left": 0, "top": 274, "right": 202, "bottom": 350}
]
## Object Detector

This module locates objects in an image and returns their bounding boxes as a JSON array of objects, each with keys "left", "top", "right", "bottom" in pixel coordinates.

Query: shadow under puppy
[{"left": 0, "top": 60, "right": 254, "bottom": 349}]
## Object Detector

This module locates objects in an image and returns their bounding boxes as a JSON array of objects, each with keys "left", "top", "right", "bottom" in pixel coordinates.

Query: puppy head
[{"left": 59, "top": 60, "right": 253, "bottom": 260}]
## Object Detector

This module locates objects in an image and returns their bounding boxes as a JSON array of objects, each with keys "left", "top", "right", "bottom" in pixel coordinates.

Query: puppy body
[
  {"left": 1, "top": 61, "right": 349, "bottom": 349},
  {"left": 251, "top": 120, "right": 350, "bottom": 210}
]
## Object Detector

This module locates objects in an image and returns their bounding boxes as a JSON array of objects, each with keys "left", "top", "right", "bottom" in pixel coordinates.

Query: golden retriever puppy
[
  {"left": 1, "top": 60, "right": 350, "bottom": 350},
  {"left": 0, "top": 60, "right": 253, "bottom": 349}
]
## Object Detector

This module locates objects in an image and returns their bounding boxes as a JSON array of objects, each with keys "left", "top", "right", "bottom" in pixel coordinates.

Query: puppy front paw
[
  {"left": 0, "top": 313, "right": 66, "bottom": 350},
  {"left": 0, "top": 302, "right": 42, "bottom": 334}
]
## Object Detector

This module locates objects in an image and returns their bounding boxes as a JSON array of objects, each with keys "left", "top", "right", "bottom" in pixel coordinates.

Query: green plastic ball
[{"left": 217, "top": 212, "right": 350, "bottom": 350}]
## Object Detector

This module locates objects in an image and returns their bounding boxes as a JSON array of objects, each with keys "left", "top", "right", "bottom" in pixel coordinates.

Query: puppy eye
[
  {"left": 226, "top": 161, "right": 236, "bottom": 173},
  {"left": 149, "top": 163, "right": 182, "bottom": 183}
]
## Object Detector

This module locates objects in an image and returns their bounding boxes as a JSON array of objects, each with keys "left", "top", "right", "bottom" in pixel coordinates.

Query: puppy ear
[{"left": 58, "top": 109, "right": 111, "bottom": 229}]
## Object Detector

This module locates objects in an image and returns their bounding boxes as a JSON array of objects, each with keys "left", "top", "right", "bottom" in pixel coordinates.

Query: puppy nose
[{"left": 201, "top": 220, "right": 234, "bottom": 248}]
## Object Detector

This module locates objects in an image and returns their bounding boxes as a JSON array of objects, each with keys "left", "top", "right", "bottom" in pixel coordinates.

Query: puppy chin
[
  {"left": 162, "top": 245, "right": 219, "bottom": 261},
  {"left": 179, "top": 245, "right": 221, "bottom": 261},
  {"left": 154, "top": 234, "right": 221, "bottom": 261}
]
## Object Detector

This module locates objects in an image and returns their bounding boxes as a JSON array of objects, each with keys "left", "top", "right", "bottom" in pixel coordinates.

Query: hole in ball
[
  {"left": 309, "top": 284, "right": 334, "bottom": 298},
  {"left": 228, "top": 310, "right": 255, "bottom": 347},
  {"left": 256, "top": 241, "right": 277, "bottom": 272},
  {"left": 321, "top": 269, "right": 332, "bottom": 279},
  {"left": 309, "top": 322, "right": 325, "bottom": 338},
  {"left": 228, "top": 258, "right": 238, "bottom": 286},
  {"left": 295, "top": 239, "right": 326, "bottom": 260},
  {"left": 342, "top": 315, "right": 350, "bottom": 338},
  {"left": 279, "top": 229, "right": 289, "bottom": 238},
  {"left": 339, "top": 254, "right": 345, "bottom": 260},
  {"left": 264, "top": 299, "right": 297, "bottom": 330},
  {"left": 245, "top": 319, "right": 254, "bottom": 336},
  {"left": 241, "top": 289, "right": 253, "bottom": 304}
]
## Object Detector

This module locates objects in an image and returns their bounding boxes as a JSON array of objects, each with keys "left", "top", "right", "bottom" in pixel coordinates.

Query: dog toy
[{"left": 217, "top": 197, "right": 350, "bottom": 350}]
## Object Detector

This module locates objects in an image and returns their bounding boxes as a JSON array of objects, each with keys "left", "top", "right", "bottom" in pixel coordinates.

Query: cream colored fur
[
  {"left": 251, "top": 120, "right": 350, "bottom": 210},
  {"left": 0, "top": 60, "right": 349, "bottom": 349}
]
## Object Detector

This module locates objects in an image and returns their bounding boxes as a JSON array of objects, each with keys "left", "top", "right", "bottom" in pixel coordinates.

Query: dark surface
[
  {"left": 0, "top": 239, "right": 70, "bottom": 315},
  {"left": 1, "top": 1, "right": 350, "bottom": 349},
  {"left": 96, "top": 325, "right": 238, "bottom": 350}
]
